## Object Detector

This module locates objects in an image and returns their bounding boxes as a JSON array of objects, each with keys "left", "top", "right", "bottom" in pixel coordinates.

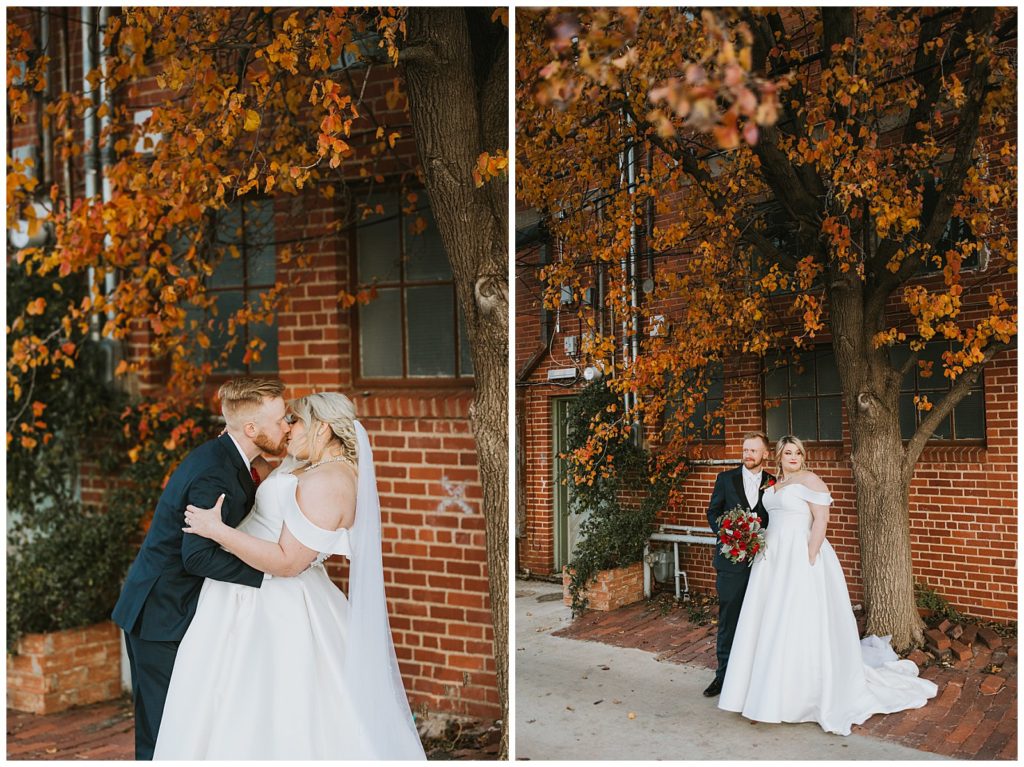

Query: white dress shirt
[
  {"left": 742, "top": 466, "right": 762, "bottom": 510},
  {"left": 227, "top": 433, "right": 252, "bottom": 471}
]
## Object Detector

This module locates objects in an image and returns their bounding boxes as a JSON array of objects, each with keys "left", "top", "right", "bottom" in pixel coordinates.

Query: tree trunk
[
  {"left": 831, "top": 283, "right": 925, "bottom": 651},
  {"left": 848, "top": 404, "right": 924, "bottom": 650},
  {"left": 402, "top": 9, "right": 509, "bottom": 757}
]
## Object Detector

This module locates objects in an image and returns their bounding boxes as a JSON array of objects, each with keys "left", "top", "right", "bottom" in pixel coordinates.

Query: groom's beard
[{"left": 253, "top": 431, "right": 288, "bottom": 457}]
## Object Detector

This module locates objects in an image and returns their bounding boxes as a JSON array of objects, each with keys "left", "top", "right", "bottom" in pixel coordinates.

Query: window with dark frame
[
  {"left": 764, "top": 347, "right": 843, "bottom": 442},
  {"left": 890, "top": 341, "right": 986, "bottom": 441},
  {"left": 185, "top": 198, "right": 278, "bottom": 374},
  {"left": 355, "top": 189, "right": 473, "bottom": 381},
  {"left": 664, "top": 362, "right": 726, "bottom": 443}
]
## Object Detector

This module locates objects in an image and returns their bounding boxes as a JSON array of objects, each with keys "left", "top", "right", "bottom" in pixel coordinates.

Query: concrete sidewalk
[{"left": 515, "top": 579, "right": 947, "bottom": 761}]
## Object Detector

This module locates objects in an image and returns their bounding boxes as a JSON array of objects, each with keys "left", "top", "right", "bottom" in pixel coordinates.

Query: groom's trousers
[
  {"left": 123, "top": 632, "right": 180, "bottom": 760},
  {"left": 714, "top": 570, "right": 750, "bottom": 683}
]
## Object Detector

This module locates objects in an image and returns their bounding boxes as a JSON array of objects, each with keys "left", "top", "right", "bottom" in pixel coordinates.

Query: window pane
[
  {"left": 953, "top": 389, "right": 985, "bottom": 440},
  {"left": 247, "top": 289, "right": 278, "bottom": 373},
  {"left": 817, "top": 350, "right": 841, "bottom": 395},
  {"left": 458, "top": 303, "right": 474, "bottom": 376},
  {"left": 707, "top": 364, "right": 725, "bottom": 399},
  {"left": 766, "top": 401, "right": 789, "bottom": 442},
  {"left": 245, "top": 199, "right": 276, "bottom": 286},
  {"left": 790, "top": 357, "right": 815, "bottom": 396},
  {"left": 357, "top": 194, "right": 401, "bottom": 284},
  {"left": 791, "top": 399, "right": 817, "bottom": 441},
  {"left": 406, "top": 285, "right": 455, "bottom": 376},
  {"left": 706, "top": 400, "right": 725, "bottom": 440},
  {"left": 765, "top": 364, "right": 787, "bottom": 397},
  {"left": 211, "top": 291, "right": 245, "bottom": 372},
  {"left": 931, "top": 413, "right": 952, "bottom": 440},
  {"left": 889, "top": 345, "right": 915, "bottom": 391},
  {"left": 405, "top": 202, "right": 450, "bottom": 281},
  {"left": 211, "top": 204, "right": 244, "bottom": 288},
  {"left": 899, "top": 393, "right": 917, "bottom": 440},
  {"left": 917, "top": 343, "right": 947, "bottom": 391},
  {"left": 248, "top": 322, "right": 278, "bottom": 373},
  {"left": 360, "top": 288, "right": 403, "bottom": 377},
  {"left": 819, "top": 396, "right": 842, "bottom": 441}
]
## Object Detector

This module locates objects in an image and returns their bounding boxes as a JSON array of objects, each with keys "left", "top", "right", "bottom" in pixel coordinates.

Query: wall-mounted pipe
[{"left": 82, "top": 6, "right": 100, "bottom": 342}]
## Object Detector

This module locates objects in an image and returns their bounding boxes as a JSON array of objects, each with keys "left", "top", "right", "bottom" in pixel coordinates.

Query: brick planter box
[
  {"left": 7, "top": 620, "right": 122, "bottom": 715},
  {"left": 562, "top": 562, "right": 644, "bottom": 612}
]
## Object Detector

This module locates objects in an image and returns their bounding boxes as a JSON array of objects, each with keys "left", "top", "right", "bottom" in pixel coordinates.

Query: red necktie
[{"left": 250, "top": 466, "right": 261, "bottom": 488}]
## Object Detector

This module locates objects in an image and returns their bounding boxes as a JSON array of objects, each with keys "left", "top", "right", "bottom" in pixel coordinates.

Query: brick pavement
[
  {"left": 554, "top": 595, "right": 1017, "bottom": 760},
  {"left": 6, "top": 694, "right": 499, "bottom": 760}
]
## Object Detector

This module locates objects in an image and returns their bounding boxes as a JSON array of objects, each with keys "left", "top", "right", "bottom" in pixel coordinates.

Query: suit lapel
[{"left": 217, "top": 435, "right": 257, "bottom": 516}]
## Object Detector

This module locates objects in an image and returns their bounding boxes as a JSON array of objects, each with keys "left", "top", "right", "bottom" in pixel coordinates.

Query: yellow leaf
[{"left": 244, "top": 109, "right": 261, "bottom": 131}]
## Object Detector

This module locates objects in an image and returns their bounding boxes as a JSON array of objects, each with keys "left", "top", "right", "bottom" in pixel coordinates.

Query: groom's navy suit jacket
[
  {"left": 112, "top": 435, "right": 264, "bottom": 641},
  {"left": 706, "top": 466, "right": 772, "bottom": 573}
]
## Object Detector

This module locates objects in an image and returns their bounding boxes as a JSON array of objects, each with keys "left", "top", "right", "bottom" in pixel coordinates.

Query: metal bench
[{"left": 643, "top": 524, "right": 718, "bottom": 601}]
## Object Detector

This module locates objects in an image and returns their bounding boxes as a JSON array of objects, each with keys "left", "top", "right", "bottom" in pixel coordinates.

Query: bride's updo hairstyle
[
  {"left": 775, "top": 434, "right": 808, "bottom": 479},
  {"left": 289, "top": 392, "right": 359, "bottom": 465}
]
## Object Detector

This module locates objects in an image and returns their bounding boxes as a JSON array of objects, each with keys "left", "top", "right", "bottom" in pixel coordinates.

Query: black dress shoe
[{"left": 702, "top": 678, "right": 723, "bottom": 697}]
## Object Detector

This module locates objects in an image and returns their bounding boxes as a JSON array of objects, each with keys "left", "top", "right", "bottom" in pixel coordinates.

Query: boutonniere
[{"left": 759, "top": 476, "right": 776, "bottom": 492}]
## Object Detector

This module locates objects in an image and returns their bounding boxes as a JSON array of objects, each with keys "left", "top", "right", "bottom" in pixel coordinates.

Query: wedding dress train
[{"left": 718, "top": 483, "right": 938, "bottom": 735}]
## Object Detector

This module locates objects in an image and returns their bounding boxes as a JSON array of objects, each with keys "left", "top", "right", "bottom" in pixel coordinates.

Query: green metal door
[{"left": 552, "top": 397, "right": 586, "bottom": 571}]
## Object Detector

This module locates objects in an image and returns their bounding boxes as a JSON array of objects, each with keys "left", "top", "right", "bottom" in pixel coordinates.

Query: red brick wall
[
  {"left": 518, "top": 308, "right": 1017, "bottom": 623},
  {"left": 9, "top": 8, "right": 498, "bottom": 722}
]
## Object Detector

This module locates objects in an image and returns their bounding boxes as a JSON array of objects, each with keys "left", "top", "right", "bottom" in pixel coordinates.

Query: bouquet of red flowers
[{"left": 716, "top": 505, "right": 766, "bottom": 566}]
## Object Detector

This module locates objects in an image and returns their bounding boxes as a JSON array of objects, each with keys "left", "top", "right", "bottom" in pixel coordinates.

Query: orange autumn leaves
[
  {"left": 7, "top": 7, "right": 471, "bottom": 452},
  {"left": 517, "top": 7, "right": 1016, "bottom": 481}
]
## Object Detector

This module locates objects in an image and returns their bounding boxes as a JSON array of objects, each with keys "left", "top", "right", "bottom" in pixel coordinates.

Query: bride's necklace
[
  {"left": 775, "top": 469, "right": 806, "bottom": 488},
  {"left": 304, "top": 453, "right": 352, "bottom": 471}
]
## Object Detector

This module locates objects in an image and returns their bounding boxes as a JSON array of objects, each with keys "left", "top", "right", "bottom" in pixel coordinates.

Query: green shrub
[
  {"left": 563, "top": 381, "right": 681, "bottom": 615},
  {"left": 6, "top": 257, "right": 218, "bottom": 651}
]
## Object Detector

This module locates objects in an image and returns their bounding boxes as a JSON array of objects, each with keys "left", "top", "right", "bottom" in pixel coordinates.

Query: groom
[
  {"left": 703, "top": 430, "right": 773, "bottom": 698},
  {"left": 112, "top": 378, "right": 291, "bottom": 759}
]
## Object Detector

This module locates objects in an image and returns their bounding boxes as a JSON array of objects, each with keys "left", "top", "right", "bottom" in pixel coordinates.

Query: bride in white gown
[
  {"left": 153, "top": 393, "right": 425, "bottom": 760},
  {"left": 718, "top": 435, "right": 938, "bottom": 736}
]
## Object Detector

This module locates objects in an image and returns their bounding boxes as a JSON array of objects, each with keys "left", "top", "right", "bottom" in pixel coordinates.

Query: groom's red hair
[{"left": 217, "top": 377, "right": 285, "bottom": 422}]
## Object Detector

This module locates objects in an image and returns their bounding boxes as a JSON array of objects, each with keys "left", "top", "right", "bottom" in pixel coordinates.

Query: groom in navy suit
[
  {"left": 703, "top": 430, "right": 773, "bottom": 698},
  {"left": 112, "top": 378, "right": 291, "bottom": 759}
]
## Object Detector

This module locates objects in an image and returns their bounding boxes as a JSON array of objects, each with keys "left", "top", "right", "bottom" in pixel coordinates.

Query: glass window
[
  {"left": 355, "top": 188, "right": 472, "bottom": 380},
  {"left": 890, "top": 341, "right": 985, "bottom": 442},
  {"left": 763, "top": 348, "right": 843, "bottom": 442},
  {"left": 664, "top": 362, "right": 725, "bottom": 442},
  {"left": 187, "top": 199, "right": 278, "bottom": 374}
]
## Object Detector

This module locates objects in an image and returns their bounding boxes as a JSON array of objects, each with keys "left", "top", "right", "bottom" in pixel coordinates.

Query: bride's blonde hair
[
  {"left": 290, "top": 392, "right": 359, "bottom": 465},
  {"left": 775, "top": 434, "right": 808, "bottom": 479}
]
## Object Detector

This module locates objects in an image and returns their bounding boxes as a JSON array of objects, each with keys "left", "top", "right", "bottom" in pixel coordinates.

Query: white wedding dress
[
  {"left": 154, "top": 423, "right": 425, "bottom": 760},
  {"left": 718, "top": 482, "right": 938, "bottom": 735}
]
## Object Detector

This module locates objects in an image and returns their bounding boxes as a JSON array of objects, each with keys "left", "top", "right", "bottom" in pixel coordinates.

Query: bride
[
  {"left": 153, "top": 392, "right": 426, "bottom": 760},
  {"left": 718, "top": 435, "right": 938, "bottom": 736}
]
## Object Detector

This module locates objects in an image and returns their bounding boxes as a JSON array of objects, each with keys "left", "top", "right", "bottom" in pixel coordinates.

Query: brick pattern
[
  {"left": 7, "top": 621, "right": 122, "bottom": 715},
  {"left": 8, "top": 7, "right": 499, "bottom": 724},
  {"left": 517, "top": 250, "right": 1017, "bottom": 627},
  {"left": 561, "top": 563, "right": 645, "bottom": 612}
]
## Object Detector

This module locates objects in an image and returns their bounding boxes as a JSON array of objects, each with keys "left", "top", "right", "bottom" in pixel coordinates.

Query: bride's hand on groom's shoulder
[{"left": 183, "top": 494, "right": 228, "bottom": 541}]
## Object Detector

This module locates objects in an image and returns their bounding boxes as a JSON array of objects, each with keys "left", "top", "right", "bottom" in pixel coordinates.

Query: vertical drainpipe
[
  {"left": 82, "top": 6, "right": 100, "bottom": 342},
  {"left": 618, "top": 115, "right": 629, "bottom": 416},
  {"left": 39, "top": 9, "right": 54, "bottom": 188},
  {"left": 98, "top": 9, "right": 116, "bottom": 322},
  {"left": 627, "top": 117, "right": 639, "bottom": 424},
  {"left": 59, "top": 10, "right": 73, "bottom": 203},
  {"left": 646, "top": 149, "right": 655, "bottom": 279}
]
